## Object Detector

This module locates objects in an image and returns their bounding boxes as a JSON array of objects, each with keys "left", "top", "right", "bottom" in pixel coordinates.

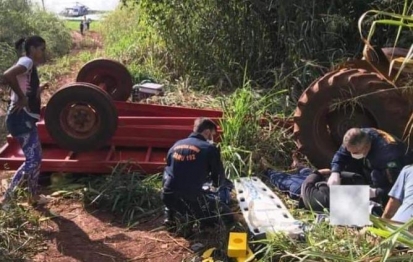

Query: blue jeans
[
  {"left": 266, "top": 168, "right": 312, "bottom": 200},
  {"left": 5, "top": 110, "right": 37, "bottom": 137}
]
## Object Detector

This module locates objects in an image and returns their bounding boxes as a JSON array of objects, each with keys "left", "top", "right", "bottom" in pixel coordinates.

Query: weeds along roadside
[
  {"left": 0, "top": 193, "right": 45, "bottom": 261},
  {"left": 47, "top": 166, "right": 163, "bottom": 228},
  {"left": 0, "top": 1, "right": 71, "bottom": 74},
  {"left": 95, "top": 5, "right": 413, "bottom": 261},
  {"left": 0, "top": 2, "right": 73, "bottom": 260},
  {"left": 1, "top": 1, "right": 412, "bottom": 261},
  {"left": 0, "top": 6, "right": 123, "bottom": 262}
]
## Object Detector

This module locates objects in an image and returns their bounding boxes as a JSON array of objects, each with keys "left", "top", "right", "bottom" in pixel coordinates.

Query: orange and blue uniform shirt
[{"left": 163, "top": 132, "right": 225, "bottom": 196}]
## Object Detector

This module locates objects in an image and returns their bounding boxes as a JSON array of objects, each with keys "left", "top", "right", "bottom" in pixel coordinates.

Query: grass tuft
[{"left": 0, "top": 198, "right": 43, "bottom": 261}]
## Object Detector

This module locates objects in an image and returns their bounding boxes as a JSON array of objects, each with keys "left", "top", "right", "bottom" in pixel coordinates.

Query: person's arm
[
  {"left": 328, "top": 146, "right": 353, "bottom": 185},
  {"left": 381, "top": 168, "right": 406, "bottom": 219},
  {"left": 372, "top": 154, "right": 404, "bottom": 199},
  {"left": 382, "top": 197, "right": 402, "bottom": 219},
  {"left": 302, "top": 171, "right": 325, "bottom": 187},
  {"left": 209, "top": 146, "right": 225, "bottom": 188},
  {"left": 317, "top": 169, "right": 331, "bottom": 176},
  {"left": 331, "top": 145, "right": 352, "bottom": 173},
  {"left": 369, "top": 168, "right": 396, "bottom": 201},
  {"left": 165, "top": 146, "right": 174, "bottom": 166},
  {"left": 300, "top": 171, "right": 330, "bottom": 211},
  {"left": 2, "top": 65, "right": 27, "bottom": 99}
]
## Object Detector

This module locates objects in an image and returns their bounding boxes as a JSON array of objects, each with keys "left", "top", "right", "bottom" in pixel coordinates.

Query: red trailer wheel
[
  {"left": 45, "top": 82, "right": 118, "bottom": 152},
  {"left": 76, "top": 58, "right": 133, "bottom": 101}
]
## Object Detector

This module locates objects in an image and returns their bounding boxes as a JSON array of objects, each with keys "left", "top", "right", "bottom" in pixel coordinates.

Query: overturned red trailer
[
  {"left": 0, "top": 59, "right": 293, "bottom": 175},
  {"left": 0, "top": 59, "right": 224, "bottom": 174},
  {"left": 0, "top": 106, "right": 223, "bottom": 174}
]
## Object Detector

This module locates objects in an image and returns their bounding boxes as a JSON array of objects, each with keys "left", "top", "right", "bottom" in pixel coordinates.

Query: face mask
[
  {"left": 207, "top": 134, "right": 214, "bottom": 144},
  {"left": 351, "top": 153, "right": 364, "bottom": 159}
]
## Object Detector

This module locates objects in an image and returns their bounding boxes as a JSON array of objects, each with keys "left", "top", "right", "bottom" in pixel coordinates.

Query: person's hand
[
  {"left": 327, "top": 172, "right": 341, "bottom": 186},
  {"left": 11, "top": 95, "right": 28, "bottom": 113},
  {"left": 369, "top": 187, "right": 377, "bottom": 199},
  {"left": 37, "top": 82, "right": 49, "bottom": 98},
  {"left": 210, "top": 186, "right": 219, "bottom": 193}
]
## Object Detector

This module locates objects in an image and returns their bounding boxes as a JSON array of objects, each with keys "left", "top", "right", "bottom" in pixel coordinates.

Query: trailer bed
[{"left": 0, "top": 103, "right": 223, "bottom": 174}]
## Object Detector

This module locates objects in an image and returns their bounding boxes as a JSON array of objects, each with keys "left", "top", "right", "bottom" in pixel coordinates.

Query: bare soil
[
  {"left": 32, "top": 200, "right": 193, "bottom": 262},
  {"left": 2, "top": 30, "right": 212, "bottom": 262},
  {"left": 42, "top": 30, "right": 103, "bottom": 105}
]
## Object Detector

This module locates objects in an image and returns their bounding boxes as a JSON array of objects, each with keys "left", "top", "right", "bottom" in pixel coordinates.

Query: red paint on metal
[
  {"left": 0, "top": 102, "right": 224, "bottom": 174},
  {"left": 0, "top": 100, "right": 290, "bottom": 174},
  {"left": 0, "top": 138, "right": 167, "bottom": 174},
  {"left": 113, "top": 101, "right": 223, "bottom": 118}
]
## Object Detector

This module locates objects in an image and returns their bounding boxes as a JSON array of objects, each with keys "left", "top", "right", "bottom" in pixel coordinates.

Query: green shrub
[
  {"left": 0, "top": 203, "right": 43, "bottom": 261},
  {"left": 99, "top": 5, "right": 168, "bottom": 83},
  {"left": 117, "top": 0, "right": 406, "bottom": 91},
  {"left": 0, "top": 0, "right": 71, "bottom": 73},
  {"left": 81, "top": 166, "right": 163, "bottom": 226}
]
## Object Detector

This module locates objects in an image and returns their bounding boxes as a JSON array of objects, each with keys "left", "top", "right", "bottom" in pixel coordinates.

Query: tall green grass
[
  {"left": 82, "top": 170, "right": 162, "bottom": 227},
  {"left": 49, "top": 165, "right": 163, "bottom": 227},
  {"left": 117, "top": 0, "right": 405, "bottom": 91},
  {"left": 0, "top": 196, "right": 43, "bottom": 261},
  {"left": 99, "top": 5, "right": 168, "bottom": 84},
  {"left": 249, "top": 215, "right": 412, "bottom": 261},
  {"left": 218, "top": 80, "right": 295, "bottom": 178}
]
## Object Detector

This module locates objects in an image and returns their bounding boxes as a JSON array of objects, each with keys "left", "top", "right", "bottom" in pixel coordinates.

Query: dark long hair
[
  {"left": 15, "top": 35, "right": 45, "bottom": 55},
  {"left": 14, "top": 36, "right": 44, "bottom": 115},
  {"left": 27, "top": 65, "right": 41, "bottom": 116}
]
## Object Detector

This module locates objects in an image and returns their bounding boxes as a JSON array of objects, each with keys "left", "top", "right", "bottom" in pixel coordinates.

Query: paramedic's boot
[{"left": 163, "top": 208, "right": 176, "bottom": 228}]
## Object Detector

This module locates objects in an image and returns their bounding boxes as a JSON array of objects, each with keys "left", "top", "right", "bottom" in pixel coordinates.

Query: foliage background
[
  {"left": 115, "top": 0, "right": 406, "bottom": 96},
  {"left": 0, "top": 0, "right": 71, "bottom": 74}
]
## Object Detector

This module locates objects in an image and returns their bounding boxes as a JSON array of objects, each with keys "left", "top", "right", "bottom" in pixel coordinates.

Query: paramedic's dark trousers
[{"left": 161, "top": 190, "right": 232, "bottom": 226}]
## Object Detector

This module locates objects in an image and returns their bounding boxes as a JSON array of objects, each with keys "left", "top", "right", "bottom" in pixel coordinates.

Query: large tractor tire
[
  {"left": 76, "top": 58, "right": 133, "bottom": 101},
  {"left": 294, "top": 68, "right": 412, "bottom": 169},
  {"left": 44, "top": 82, "right": 118, "bottom": 152}
]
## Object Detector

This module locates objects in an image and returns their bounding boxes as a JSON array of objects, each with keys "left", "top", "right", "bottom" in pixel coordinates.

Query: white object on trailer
[{"left": 234, "top": 176, "right": 304, "bottom": 239}]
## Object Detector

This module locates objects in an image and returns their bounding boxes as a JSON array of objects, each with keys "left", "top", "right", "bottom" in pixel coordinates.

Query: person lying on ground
[
  {"left": 260, "top": 158, "right": 369, "bottom": 213},
  {"left": 382, "top": 165, "right": 413, "bottom": 223},
  {"left": 161, "top": 117, "right": 233, "bottom": 229},
  {"left": 329, "top": 127, "right": 413, "bottom": 206},
  {"left": 0, "top": 36, "right": 49, "bottom": 208}
]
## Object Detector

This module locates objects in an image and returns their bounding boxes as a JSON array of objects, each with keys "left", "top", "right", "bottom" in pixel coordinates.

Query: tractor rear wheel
[
  {"left": 44, "top": 82, "right": 118, "bottom": 152},
  {"left": 76, "top": 58, "right": 133, "bottom": 101},
  {"left": 293, "top": 68, "right": 411, "bottom": 168}
]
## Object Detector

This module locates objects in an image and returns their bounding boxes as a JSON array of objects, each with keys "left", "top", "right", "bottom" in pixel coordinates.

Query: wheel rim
[
  {"left": 93, "top": 74, "right": 117, "bottom": 96},
  {"left": 76, "top": 59, "right": 133, "bottom": 101},
  {"left": 60, "top": 103, "right": 100, "bottom": 139},
  {"left": 326, "top": 105, "right": 377, "bottom": 146}
]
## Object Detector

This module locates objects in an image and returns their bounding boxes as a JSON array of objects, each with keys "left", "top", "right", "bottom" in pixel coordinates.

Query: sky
[{"left": 31, "top": 0, "right": 120, "bottom": 13}]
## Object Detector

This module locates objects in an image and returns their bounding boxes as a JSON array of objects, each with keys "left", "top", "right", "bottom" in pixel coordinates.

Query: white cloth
[{"left": 9, "top": 56, "right": 39, "bottom": 119}]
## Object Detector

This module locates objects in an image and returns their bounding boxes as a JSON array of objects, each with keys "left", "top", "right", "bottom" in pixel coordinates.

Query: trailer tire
[
  {"left": 293, "top": 68, "right": 411, "bottom": 169},
  {"left": 76, "top": 58, "right": 133, "bottom": 101},
  {"left": 45, "top": 82, "right": 118, "bottom": 152}
]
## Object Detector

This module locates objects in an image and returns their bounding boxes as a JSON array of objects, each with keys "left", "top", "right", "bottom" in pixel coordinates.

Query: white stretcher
[{"left": 234, "top": 176, "right": 304, "bottom": 239}]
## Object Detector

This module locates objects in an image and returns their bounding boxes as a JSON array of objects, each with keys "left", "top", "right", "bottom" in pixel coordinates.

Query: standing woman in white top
[{"left": 1, "top": 36, "right": 46, "bottom": 207}]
